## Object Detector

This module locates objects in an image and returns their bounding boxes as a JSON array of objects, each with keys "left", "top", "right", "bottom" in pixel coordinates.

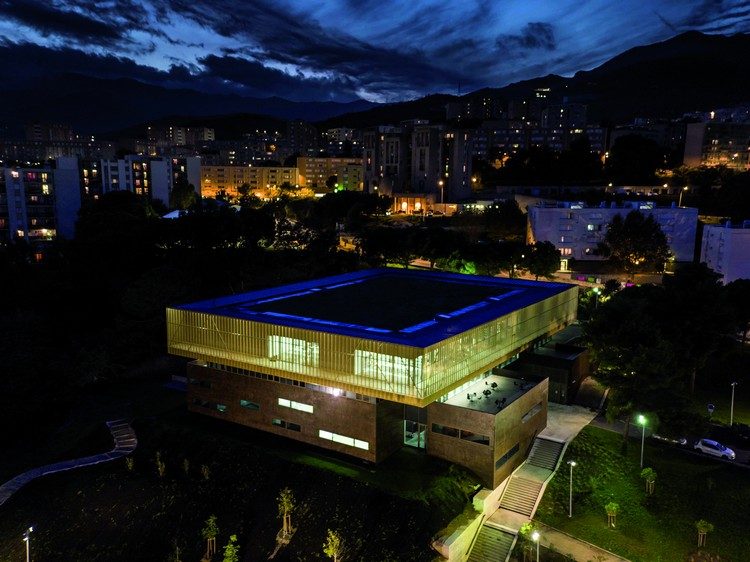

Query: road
[{"left": 588, "top": 412, "right": 750, "bottom": 467}]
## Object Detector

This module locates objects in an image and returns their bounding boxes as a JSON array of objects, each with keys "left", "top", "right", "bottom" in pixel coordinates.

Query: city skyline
[{"left": 0, "top": 0, "right": 749, "bottom": 103}]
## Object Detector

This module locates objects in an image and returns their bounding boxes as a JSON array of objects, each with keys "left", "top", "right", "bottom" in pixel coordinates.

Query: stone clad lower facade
[{"left": 168, "top": 268, "right": 576, "bottom": 488}]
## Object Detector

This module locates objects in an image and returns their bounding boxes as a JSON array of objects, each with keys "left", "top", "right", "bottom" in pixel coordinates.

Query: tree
[
  {"left": 326, "top": 175, "right": 338, "bottom": 191},
  {"left": 599, "top": 210, "right": 670, "bottom": 273},
  {"left": 695, "top": 520, "right": 714, "bottom": 547},
  {"left": 525, "top": 241, "right": 560, "bottom": 280},
  {"left": 640, "top": 467, "right": 657, "bottom": 495},
  {"left": 170, "top": 182, "right": 197, "bottom": 210},
  {"left": 202, "top": 515, "right": 219, "bottom": 559},
  {"left": 606, "top": 134, "right": 665, "bottom": 184},
  {"left": 518, "top": 521, "right": 537, "bottom": 562},
  {"left": 278, "top": 487, "right": 295, "bottom": 538},
  {"left": 725, "top": 279, "right": 750, "bottom": 346},
  {"left": 605, "top": 502, "right": 619, "bottom": 528},
  {"left": 222, "top": 534, "right": 240, "bottom": 562},
  {"left": 323, "top": 529, "right": 343, "bottom": 562},
  {"left": 585, "top": 285, "right": 683, "bottom": 441}
]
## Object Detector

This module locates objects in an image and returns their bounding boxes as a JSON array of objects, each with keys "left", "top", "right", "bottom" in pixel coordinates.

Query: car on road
[
  {"left": 694, "top": 438, "right": 736, "bottom": 460},
  {"left": 652, "top": 434, "right": 688, "bottom": 446}
]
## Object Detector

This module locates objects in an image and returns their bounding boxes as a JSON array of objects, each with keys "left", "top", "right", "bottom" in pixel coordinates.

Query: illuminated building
[
  {"left": 296, "top": 157, "right": 363, "bottom": 192},
  {"left": 527, "top": 200, "right": 698, "bottom": 267},
  {"left": 167, "top": 269, "right": 577, "bottom": 487},
  {"left": 199, "top": 165, "right": 298, "bottom": 199},
  {"left": 684, "top": 122, "right": 750, "bottom": 170},
  {"left": 701, "top": 221, "right": 750, "bottom": 283}
]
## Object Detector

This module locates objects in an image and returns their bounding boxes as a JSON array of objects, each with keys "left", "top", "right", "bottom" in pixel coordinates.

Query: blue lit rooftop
[{"left": 176, "top": 268, "right": 573, "bottom": 348}]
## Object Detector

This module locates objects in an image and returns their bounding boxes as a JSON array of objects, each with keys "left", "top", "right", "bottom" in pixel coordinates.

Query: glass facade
[{"left": 167, "top": 287, "right": 576, "bottom": 407}]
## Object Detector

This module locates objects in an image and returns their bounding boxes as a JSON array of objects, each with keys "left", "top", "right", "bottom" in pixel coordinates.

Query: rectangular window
[
  {"left": 521, "top": 403, "right": 542, "bottom": 423},
  {"left": 268, "top": 335, "right": 319, "bottom": 372},
  {"left": 318, "top": 429, "right": 369, "bottom": 451},
  {"left": 272, "top": 418, "right": 301, "bottom": 432},
  {"left": 240, "top": 399, "right": 260, "bottom": 411},
  {"left": 495, "top": 443, "right": 520, "bottom": 470},
  {"left": 278, "top": 397, "right": 314, "bottom": 413},
  {"left": 215, "top": 404, "right": 227, "bottom": 413},
  {"left": 560, "top": 248, "right": 573, "bottom": 256},
  {"left": 354, "top": 350, "right": 421, "bottom": 390}
]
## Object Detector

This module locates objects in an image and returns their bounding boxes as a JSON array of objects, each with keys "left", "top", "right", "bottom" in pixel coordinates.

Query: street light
[
  {"left": 592, "top": 287, "right": 601, "bottom": 309},
  {"left": 531, "top": 531, "right": 540, "bottom": 562},
  {"left": 23, "top": 526, "right": 33, "bottom": 562},
  {"left": 438, "top": 179, "right": 444, "bottom": 204},
  {"left": 730, "top": 382, "right": 738, "bottom": 427},
  {"left": 638, "top": 414, "right": 647, "bottom": 468},
  {"left": 567, "top": 460, "right": 576, "bottom": 517},
  {"left": 678, "top": 186, "right": 689, "bottom": 207}
]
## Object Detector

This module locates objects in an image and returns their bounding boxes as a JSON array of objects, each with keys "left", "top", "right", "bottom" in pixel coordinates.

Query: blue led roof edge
[{"left": 173, "top": 268, "right": 574, "bottom": 348}]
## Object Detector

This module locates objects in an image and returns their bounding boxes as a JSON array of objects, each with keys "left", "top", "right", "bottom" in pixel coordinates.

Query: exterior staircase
[
  {"left": 498, "top": 477, "right": 543, "bottom": 516},
  {"left": 467, "top": 524, "right": 515, "bottom": 562},
  {"left": 526, "top": 438, "right": 565, "bottom": 471}
]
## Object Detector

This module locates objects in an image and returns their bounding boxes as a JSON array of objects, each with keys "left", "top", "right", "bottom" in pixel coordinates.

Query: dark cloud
[
  {"left": 0, "top": 0, "right": 126, "bottom": 46},
  {"left": 496, "top": 22, "right": 556, "bottom": 52}
]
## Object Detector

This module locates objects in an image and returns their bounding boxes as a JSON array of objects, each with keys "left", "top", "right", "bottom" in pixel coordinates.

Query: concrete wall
[
  {"left": 492, "top": 379, "right": 548, "bottom": 487},
  {"left": 425, "top": 378, "right": 548, "bottom": 488}
]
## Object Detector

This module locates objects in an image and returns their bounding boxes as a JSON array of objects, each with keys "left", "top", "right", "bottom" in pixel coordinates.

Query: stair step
[{"left": 467, "top": 525, "right": 515, "bottom": 562}]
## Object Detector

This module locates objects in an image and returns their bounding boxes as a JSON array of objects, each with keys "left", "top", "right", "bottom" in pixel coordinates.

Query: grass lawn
[
  {"left": 535, "top": 426, "right": 750, "bottom": 562},
  {"left": 0, "top": 388, "right": 478, "bottom": 562}
]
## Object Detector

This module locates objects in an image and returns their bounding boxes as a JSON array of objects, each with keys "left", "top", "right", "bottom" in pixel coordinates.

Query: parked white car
[{"left": 693, "top": 438, "right": 736, "bottom": 460}]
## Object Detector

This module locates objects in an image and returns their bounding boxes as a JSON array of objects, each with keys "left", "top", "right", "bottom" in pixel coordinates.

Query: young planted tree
[
  {"left": 278, "top": 487, "right": 295, "bottom": 538},
  {"left": 202, "top": 515, "right": 219, "bottom": 559},
  {"left": 518, "top": 521, "right": 536, "bottom": 562},
  {"left": 323, "top": 529, "right": 344, "bottom": 562},
  {"left": 605, "top": 502, "right": 619, "bottom": 528},
  {"left": 695, "top": 520, "right": 714, "bottom": 547},
  {"left": 640, "top": 468, "right": 657, "bottom": 495},
  {"left": 222, "top": 534, "right": 240, "bottom": 562},
  {"left": 155, "top": 451, "right": 166, "bottom": 478}
]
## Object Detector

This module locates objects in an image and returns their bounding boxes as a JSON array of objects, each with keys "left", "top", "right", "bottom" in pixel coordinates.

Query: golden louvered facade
[{"left": 166, "top": 286, "right": 576, "bottom": 408}]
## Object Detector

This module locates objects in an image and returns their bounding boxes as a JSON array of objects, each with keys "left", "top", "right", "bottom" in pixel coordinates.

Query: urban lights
[
  {"left": 531, "top": 531, "right": 540, "bottom": 562},
  {"left": 638, "top": 414, "right": 647, "bottom": 468},
  {"left": 22, "top": 526, "right": 33, "bottom": 562},
  {"left": 438, "top": 179, "right": 444, "bottom": 204},
  {"left": 567, "top": 460, "right": 577, "bottom": 517}
]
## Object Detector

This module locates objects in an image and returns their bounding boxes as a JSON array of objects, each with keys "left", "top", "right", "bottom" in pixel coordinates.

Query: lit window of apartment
[
  {"left": 560, "top": 248, "right": 573, "bottom": 256},
  {"left": 319, "top": 430, "right": 369, "bottom": 450}
]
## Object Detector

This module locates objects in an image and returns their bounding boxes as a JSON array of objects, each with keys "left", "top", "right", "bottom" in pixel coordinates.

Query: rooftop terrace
[{"left": 445, "top": 374, "right": 534, "bottom": 414}]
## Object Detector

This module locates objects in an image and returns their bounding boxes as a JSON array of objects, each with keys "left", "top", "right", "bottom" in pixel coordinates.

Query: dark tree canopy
[
  {"left": 606, "top": 134, "right": 666, "bottom": 184},
  {"left": 525, "top": 241, "right": 560, "bottom": 280},
  {"left": 600, "top": 210, "right": 670, "bottom": 273}
]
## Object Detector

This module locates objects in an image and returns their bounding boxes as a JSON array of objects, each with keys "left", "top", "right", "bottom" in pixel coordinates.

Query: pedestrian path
[
  {"left": 534, "top": 521, "right": 630, "bottom": 562},
  {"left": 467, "top": 523, "right": 515, "bottom": 562},
  {"left": 0, "top": 419, "right": 137, "bottom": 508}
]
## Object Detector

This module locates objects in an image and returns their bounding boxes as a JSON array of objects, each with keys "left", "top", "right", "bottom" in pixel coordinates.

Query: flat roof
[
  {"left": 444, "top": 374, "right": 533, "bottom": 414},
  {"left": 176, "top": 268, "right": 573, "bottom": 348}
]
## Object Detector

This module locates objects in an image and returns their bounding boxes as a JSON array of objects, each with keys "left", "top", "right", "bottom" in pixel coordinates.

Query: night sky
[{"left": 0, "top": 0, "right": 749, "bottom": 103}]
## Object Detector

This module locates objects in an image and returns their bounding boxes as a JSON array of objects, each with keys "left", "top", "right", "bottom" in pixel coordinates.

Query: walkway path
[
  {"left": 534, "top": 521, "right": 630, "bottom": 562},
  {"left": 0, "top": 419, "right": 137, "bottom": 508}
]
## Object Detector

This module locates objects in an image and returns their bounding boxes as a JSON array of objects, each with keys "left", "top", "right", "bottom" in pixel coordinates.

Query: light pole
[
  {"left": 567, "top": 460, "right": 576, "bottom": 517},
  {"left": 678, "top": 186, "right": 689, "bottom": 207},
  {"left": 592, "top": 287, "right": 600, "bottom": 309},
  {"left": 438, "top": 179, "right": 444, "bottom": 204},
  {"left": 23, "top": 526, "right": 33, "bottom": 562},
  {"left": 531, "top": 531, "right": 540, "bottom": 562},
  {"left": 730, "top": 382, "right": 738, "bottom": 427},
  {"left": 638, "top": 414, "right": 647, "bottom": 468}
]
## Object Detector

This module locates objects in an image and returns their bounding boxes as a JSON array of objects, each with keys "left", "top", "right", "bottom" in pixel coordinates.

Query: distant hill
[
  {"left": 0, "top": 73, "right": 376, "bottom": 137},
  {"left": 321, "top": 31, "right": 750, "bottom": 127}
]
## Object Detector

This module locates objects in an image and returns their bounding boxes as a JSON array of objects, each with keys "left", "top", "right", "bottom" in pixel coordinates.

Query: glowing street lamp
[
  {"left": 730, "top": 382, "right": 738, "bottom": 427},
  {"left": 638, "top": 414, "right": 647, "bottom": 468},
  {"left": 531, "top": 531, "right": 540, "bottom": 562},
  {"left": 678, "top": 186, "right": 689, "bottom": 207},
  {"left": 567, "top": 460, "right": 576, "bottom": 517},
  {"left": 438, "top": 179, "right": 444, "bottom": 204},
  {"left": 23, "top": 527, "right": 33, "bottom": 562}
]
